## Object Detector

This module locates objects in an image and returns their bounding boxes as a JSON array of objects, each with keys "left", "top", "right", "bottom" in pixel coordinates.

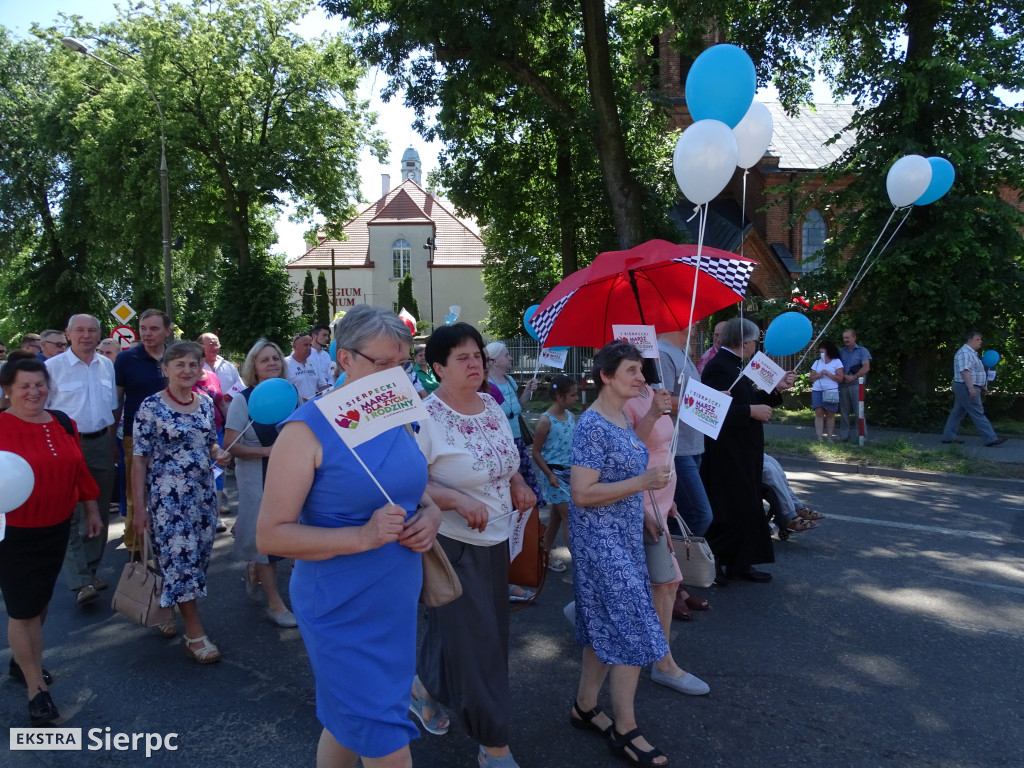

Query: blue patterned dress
[
  {"left": 568, "top": 409, "right": 668, "bottom": 665},
  {"left": 133, "top": 394, "right": 218, "bottom": 608}
]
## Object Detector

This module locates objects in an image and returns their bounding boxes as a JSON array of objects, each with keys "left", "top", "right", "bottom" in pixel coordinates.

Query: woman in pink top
[{"left": 622, "top": 360, "right": 710, "bottom": 697}]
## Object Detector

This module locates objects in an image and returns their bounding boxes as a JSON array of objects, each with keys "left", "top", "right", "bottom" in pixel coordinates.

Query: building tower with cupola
[{"left": 401, "top": 146, "right": 422, "bottom": 185}]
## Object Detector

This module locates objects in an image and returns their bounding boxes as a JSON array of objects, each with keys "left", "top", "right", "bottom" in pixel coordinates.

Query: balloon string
[
  {"left": 739, "top": 169, "right": 747, "bottom": 326},
  {"left": 852, "top": 206, "right": 913, "bottom": 292},
  {"left": 683, "top": 204, "right": 709, "bottom": 360},
  {"left": 666, "top": 369, "right": 687, "bottom": 465},
  {"left": 794, "top": 205, "right": 909, "bottom": 371},
  {"left": 844, "top": 206, "right": 901, "bottom": 298},
  {"left": 223, "top": 419, "right": 254, "bottom": 452}
]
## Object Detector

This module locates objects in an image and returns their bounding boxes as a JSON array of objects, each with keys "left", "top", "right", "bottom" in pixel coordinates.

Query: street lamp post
[
  {"left": 424, "top": 234, "right": 437, "bottom": 325},
  {"left": 61, "top": 36, "right": 174, "bottom": 323}
]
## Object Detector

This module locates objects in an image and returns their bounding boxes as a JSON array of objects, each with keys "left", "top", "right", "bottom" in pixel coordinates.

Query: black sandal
[
  {"left": 608, "top": 726, "right": 668, "bottom": 766},
  {"left": 570, "top": 699, "right": 614, "bottom": 737}
]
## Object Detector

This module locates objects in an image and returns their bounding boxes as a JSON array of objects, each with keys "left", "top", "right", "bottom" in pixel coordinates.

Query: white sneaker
[
  {"left": 651, "top": 666, "right": 710, "bottom": 695},
  {"left": 563, "top": 601, "right": 576, "bottom": 626}
]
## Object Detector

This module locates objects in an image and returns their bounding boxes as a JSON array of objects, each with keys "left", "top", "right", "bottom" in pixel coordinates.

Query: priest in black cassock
[{"left": 699, "top": 318, "right": 796, "bottom": 583}]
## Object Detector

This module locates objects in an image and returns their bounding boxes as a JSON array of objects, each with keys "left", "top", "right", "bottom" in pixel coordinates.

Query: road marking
[{"left": 825, "top": 512, "right": 1006, "bottom": 543}]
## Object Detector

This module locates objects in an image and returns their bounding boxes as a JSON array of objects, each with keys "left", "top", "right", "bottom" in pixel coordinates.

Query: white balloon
[
  {"left": 449, "top": 306, "right": 461, "bottom": 315},
  {"left": 886, "top": 154, "right": 932, "bottom": 207},
  {"left": 733, "top": 101, "right": 774, "bottom": 169},
  {"left": 673, "top": 120, "right": 739, "bottom": 205},
  {"left": 0, "top": 451, "right": 35, "bottom": 514}
]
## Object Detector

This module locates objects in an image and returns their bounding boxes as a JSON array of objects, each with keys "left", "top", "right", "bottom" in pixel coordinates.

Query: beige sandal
[
  {"left": 183, "top": 635, "right": 222, "bottom": 664},
  {"left": 157, "top": 619, "right": 177, "bottom": 638}
]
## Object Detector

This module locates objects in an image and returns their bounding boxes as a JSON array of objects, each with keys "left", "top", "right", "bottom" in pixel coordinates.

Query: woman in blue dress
[
  {"left": 568, "top": 341, "right": 672, "bottom": 767},
  {"left": 257, "top": 306, "right": 442, "bottom": 768}
]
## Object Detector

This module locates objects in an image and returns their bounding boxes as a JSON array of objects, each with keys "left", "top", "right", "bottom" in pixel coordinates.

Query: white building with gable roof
[{"left": 286, "top": 147, "right": 488, "bottom": 329}]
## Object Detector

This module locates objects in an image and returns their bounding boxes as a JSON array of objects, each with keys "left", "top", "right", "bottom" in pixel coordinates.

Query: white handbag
[{"left": 670, "top": 519, "right": 716, "bottom": 589}]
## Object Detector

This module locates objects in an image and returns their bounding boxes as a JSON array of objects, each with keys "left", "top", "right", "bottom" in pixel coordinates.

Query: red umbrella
[{"left": 531, "top": 240, "right": 756, "bottom": 348}]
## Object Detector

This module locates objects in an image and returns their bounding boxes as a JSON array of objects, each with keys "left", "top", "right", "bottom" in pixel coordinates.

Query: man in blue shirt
[
  {"left": 114, "top": 309, "right": 170, "bottom": 556},
  {"left": 837, "top": 328, "right": 872, "bottom": 444}
]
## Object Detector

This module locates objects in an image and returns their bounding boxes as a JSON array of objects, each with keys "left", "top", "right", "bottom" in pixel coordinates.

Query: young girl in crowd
[{"left": 531, "top": 375, "right": 578, "bottom": 573}]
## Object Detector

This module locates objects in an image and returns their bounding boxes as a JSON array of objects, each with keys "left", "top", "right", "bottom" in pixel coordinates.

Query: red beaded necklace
[{"left": 165, "top": 387, "right": 195, "bottom": 406}]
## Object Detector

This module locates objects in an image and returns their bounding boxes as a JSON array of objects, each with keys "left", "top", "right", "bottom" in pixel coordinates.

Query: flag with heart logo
[
  {"left": 315, "top": 367, "right": 430, "bottom": 448},
  {"left": 676, "top": 377, "right": 732, "bottom": 441},
  {"left": 740, "top": 350, "right": 786, "bottom": 392}
]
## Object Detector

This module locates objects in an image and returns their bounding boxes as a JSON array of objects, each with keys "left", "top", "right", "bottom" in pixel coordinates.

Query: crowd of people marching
[{"left": 2, "top": 308, "right": 832, "bottom": 768}]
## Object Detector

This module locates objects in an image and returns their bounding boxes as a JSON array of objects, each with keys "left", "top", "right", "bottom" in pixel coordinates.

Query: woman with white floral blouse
[{"left": 411, "top": 323, "right": 537, "bottom": 768}]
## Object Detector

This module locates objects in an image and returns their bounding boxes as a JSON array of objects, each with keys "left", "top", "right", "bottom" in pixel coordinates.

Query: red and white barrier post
[{"left": 857, "top": 376, "right": 866, "bottom": 446}]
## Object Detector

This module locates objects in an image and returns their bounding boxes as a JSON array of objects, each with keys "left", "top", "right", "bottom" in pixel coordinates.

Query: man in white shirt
[
  {"left": 198, "top": 332, "right": 241, "bottom": 398},
  {"left": 310, "top": 323, "right": 335, "bottom": 385},
  {"left": 286, "top": 332, "right": 329, "bottom": 402},
  {"left": 46, "top": 314, "right": 118, "bottom": 606}
]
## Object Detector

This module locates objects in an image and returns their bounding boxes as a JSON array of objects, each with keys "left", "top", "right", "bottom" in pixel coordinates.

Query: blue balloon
[
  {"left": 982, "top": 350, "right": 1000, "bottom": 368},
  {"left": 914, "top": 157, "right": 955, "bottom": 206},
  {"left": 444, "top": 313, "right": 458, "bottom": 325},
  {"left": 329, "top": 339, "right": 336, "bottom": 361},
  {"left": 685, "top": 44, "right": 756, "bottom": 129},
  {"left": 764, "top": 312, "right": 813, "bottom": 357},
  {"left": 523, "top": 304, "right": 541, "bottom": 341},
  {"left": 248, "top": 378, "right": 298, "bottom": 424}
]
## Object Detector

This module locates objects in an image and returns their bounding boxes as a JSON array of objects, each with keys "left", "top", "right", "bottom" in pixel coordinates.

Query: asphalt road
[{"left": 4, "top": 466, "right": 1024, "bottom": 767}]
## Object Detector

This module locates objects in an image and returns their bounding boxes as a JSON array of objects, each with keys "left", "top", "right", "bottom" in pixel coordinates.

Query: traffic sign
[
  {"left": 110, "top": 301, "right": 136, "bottom": 324},
  {"left": 112, "top": 325, "right": 137, "bottom": 349}
]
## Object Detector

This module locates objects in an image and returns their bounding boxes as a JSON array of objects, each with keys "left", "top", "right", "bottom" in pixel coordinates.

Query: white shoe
[
  {"left": 266, "top": 608, "right": 298, "bottom": 628},
  {"left": 563, "top": 601, "right": 576, "bottom": 626},
  {"left": 651, "top": 666, "right": 710, "bottom": 695}
]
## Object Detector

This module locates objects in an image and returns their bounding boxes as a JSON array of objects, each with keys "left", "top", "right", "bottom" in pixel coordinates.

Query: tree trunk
[
  {"left": 579, "top": 0, "right": 647, "bottom": 249},
  {"left": 554, "top": 130, "right": 579, "bottom": 276}
]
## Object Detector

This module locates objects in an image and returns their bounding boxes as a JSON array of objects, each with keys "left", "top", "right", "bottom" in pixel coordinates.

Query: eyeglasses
[
  {"left": 350, "top": 348, "right": 406, "bottom": 370},
  {"left": 43, "top": 340, "right": 68, "bottom": 349}
]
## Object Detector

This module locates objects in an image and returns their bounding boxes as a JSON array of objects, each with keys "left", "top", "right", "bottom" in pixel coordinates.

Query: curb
[{"left": 774, "top": 455, "right": 1024, "bottom": 492}]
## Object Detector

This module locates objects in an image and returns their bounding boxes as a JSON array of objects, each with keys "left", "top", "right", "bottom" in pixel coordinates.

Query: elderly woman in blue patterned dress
[
  {"left": 568, "top": 341, "right": 672, "bottom": 767},
  {"left": 132, "top": 341, "right": 231, "bottom": 663}
]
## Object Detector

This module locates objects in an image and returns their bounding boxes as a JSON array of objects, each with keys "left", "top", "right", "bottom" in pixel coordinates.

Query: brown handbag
[
  {"left": 111, "top": 532, "right": 174, "bottom": 627},
  {"left": 420, "top": 539, "right": 462, "bottom": 608},
  {"left": 507, "top": 505, "right": 548, "bottom": 609}
]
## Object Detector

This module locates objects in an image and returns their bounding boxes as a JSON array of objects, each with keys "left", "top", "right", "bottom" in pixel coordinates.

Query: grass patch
[{"left": 765, "top": 436, "right": 1024, "bottom": 480}]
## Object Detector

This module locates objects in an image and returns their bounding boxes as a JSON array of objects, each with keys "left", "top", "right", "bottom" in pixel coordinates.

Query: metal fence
[{"left": 501, "top": 328, "right": 821, "bottom": 400}]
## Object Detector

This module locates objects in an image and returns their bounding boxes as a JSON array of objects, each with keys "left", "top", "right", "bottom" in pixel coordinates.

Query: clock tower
[{"left": 401, "top": 146, "right": 422, "bottom": 185}]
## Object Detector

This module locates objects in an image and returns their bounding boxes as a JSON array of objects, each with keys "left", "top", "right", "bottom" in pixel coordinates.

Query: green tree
[
  {"left": 0, "top": 0, "right": 384, "bottom": 338},
  {"left": 0, "top": 31, "right": 107, "bottom": 337},
  {"left": 330, "top": 0, "right": 680, "bottom": 335},
  {"left": 69, "top": 0, "right": 386, "bottom": 270},
  {"left": 212, "top": 251, "right": 297, "bottom": 352},
  {"left": 328, "top": 0, "right": 676, "bottom": 258},
  {"left": 316, "top": 271, "right": 330, "bottom": 327},
  {"left": 301, "top": 270, "right": 316, "bottom": 329},
  {"left": 396, "top": 273, "right": 420, "bottom": 320},
  {"left": 716, "top": 0, "right": 1024, "bottom": 425}
]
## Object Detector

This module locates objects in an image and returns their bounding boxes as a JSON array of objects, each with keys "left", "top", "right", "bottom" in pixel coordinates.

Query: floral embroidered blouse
[{"left": 415, "top": 392, "right": 520, "bottom": 546}]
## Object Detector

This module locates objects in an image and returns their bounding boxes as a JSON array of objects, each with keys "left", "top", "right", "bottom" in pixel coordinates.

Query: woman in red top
[{"left": 0, "top": 352, "right": 101, "bottom": 726}]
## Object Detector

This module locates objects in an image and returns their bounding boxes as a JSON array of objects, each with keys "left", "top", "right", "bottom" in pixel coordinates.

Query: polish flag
[{"left": 398, "top": 308, "right": 417, "bottom": 335}]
